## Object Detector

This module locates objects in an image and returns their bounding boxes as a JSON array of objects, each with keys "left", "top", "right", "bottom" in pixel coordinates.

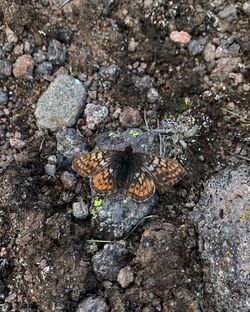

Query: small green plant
[
  {"left": 179, "top": 97, "right": 193, "bottom": 113},
  {"left": 130, "top": 129, "right": 140, "bottom": 137},
  {"left": 93, "top": 198, "right": 102, "bottom": 207},
  {"left": 108, "top": 132, "right": 115, "bottom": 137}
]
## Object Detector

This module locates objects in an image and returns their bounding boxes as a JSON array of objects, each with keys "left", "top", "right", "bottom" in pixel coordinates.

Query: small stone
[
  {"left": 48, "top": 39, "right": 66, "bottom": 65},
  {"left": 242, "top": 84, "right": 250, "bottom": 92},
  {"left": 242, "top": 1, "right": 250, "bottom": 15},
  {"left": 117, "top": 266, "right": 134, "bottom": 288},
  {"left": 170, "top": 31, "right": 191, "bottom": 44},
  {"left": 112, "top": 107, "right": 121, "bottom": 119},
  {"left": 92, "top": 243, "right": 129, "bottom": 281},
  {"left": 60, "top": 171, "right": 77, "bottom": 189},
  {"left": 44, "top": 164, "right": 56, "bottom": 176},
  {"left": 188, "top": 40, "right": 204, "bottom": 56},
  {"left": 48, "top": 155, "right": 57, "bottom": 164},
  {"left": 119, "top": 107, "right": 142, "bottom": 128},
  {"left": 218, "top": 4, "right": 237, "bottom": 22},
  {"left": 35, "top": 62, "right": 53, "bottom": 76},
  {"left": 12, "top": 54, "right": 35, "bottom": 79},
  {"left": 203, "top": 42, "right": 216, "bottom": 62},
  {"left": 5, "top": 26, "right": 18, "bottom": 44},
  {"left": 215, "top": 46, "right": 228, "bottom": 59},
  {"left": 33, "top": 50, "right": 47, "bottom": 63},
  {"left": 147, "top": 88, "right": 160, "bottom": 103},
  {"left": 13, "top": 44, "right": 24, "bottom": 56},
  {"left": 72, "top": 201, "right": 89, "bottom": 219},
  {"left": 0, "top": 59, "right": 12, "bottom": 77},
  {"left": 76, "top": 296, "right": 109, "bottom": 312},
  {"left": 99, "top": 64, "right": 121, "bottom": 82},
  {"left": 56, "top": 128, "right": 87, "bottom": 161},
  {"left": 134, "top": 75, "right": 154, "bottom": 91},
  {"left": 9, "top": 138, "right": 26, "bottom": 149},
  {"left": 0, "top": 92, "right": 8, "bottom": 105},
  {"left": 35, "top": 75, "right": 86, "bottom": 131},
  {"left": 85, "top": 104, "right": 109, "bottom": 130},
  {"left": 128, "top": 37, "right": 138, "bottom": 52},
  {"left": 211, "top": 57, "right": 241, "bottom": 81}
]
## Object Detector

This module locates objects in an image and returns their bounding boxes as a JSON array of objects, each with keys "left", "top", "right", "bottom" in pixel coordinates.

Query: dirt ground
[{"left": 0, "top": 0, "right": 249, "bottom": 311}]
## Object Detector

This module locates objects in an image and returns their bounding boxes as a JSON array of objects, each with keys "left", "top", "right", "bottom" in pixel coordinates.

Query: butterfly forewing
[
  {"left": 125, "top": 168, "right": 155, "bottom": 202},
  {"left": 72, "top": 151, "right": 113, "bottom": 177},
  {"left": 141, "top": 154, "right": 186, "bottom": 186}
]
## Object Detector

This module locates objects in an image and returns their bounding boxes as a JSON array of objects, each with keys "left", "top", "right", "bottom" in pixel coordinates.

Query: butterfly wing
[
  {"left": 124, "top": 168, "right": 155, "bottom": 202},
  {"left": 141, "top": 154, "right": 186, "bottom": 186},
  {"left": 90, "top": 165, "right": 117, "bottom": 194},
  {"left": 72, "top": 150, "right": 113, "bottom": 177}
]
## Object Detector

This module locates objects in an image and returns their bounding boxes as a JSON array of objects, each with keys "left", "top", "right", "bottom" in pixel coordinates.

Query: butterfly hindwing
[
  {"left": 141, "top": 154, "right": 186, "bottom": 186},
  {"left": 125, "top": 168, "right": 155, "bottom": 202},
  {"left": 91, "top": 166, "right": 116, "bottom": 194},
  {"left": 72, "top": 151, "right": 113, "bottom": 177}
]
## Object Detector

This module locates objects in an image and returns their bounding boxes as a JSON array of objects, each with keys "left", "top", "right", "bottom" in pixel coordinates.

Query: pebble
[
  {"left": 76, "top": 296, "right": 109, "bottom": 312},
  {"left": 0, "top": 59, "right": 12, "bottom": 76},
  {"left": 128, "top": 37, "right": 138, "bottom": 52},
  {"left": 47, "top": 155, "right": 57, "bottom": 164},
  {"left": 0, "top": 92, "right": 8, "bottom": 105},
  {"left": 84, "top": 104, "right": 109, "bottom": 130},
  {"left": 117, "top": 265, "right": 134, "bottom": 288},
  {"left": 56, "top": 128, "right": 88, "bottom": 161},
  {"left": 188, "top": 39, "right": 205, "bottom": 56},
  {"left": 35, "top": 75, "right": 86, "bottom": 131},
  {"left": 60, "top": 171, "right": 77, "bottom": 189},
  {"left": 35, "top": 62, "right": 53, "bottom": 76},
  {"left": 92, "top": 243, "right": 129, "bottom": 281},
  {"left": 44, "top": 164, "right": 56, "bottom": 176},
  {"left": 5, "top": 26, "right": 18, "bottom": 44},
  {"left": 9, "top": 138, "right": 26, "bottom": 149},
  {"left": 13, "top": 44, "right": 24, "bottom": 56},
  {"left": 119, "top": 107, "right": 142, "bottom": 128},
  {"left": 134, "top": 75, "right": 154, "bottom": 91},
  {"left": 203, "top": 42, "right": 216, "bottom": 62},
  {"left": 218, "top": 4, "right": 237, "bottom": 22},
  {"left": 12, "top": 54, "right": 35, "bottom": 79},
  {"left": 147, "top": 87, "right": 160, "bottom": 103},
  {"left": 210, "top": 57, "right": 241, "bottom": 81},
  {"left": 48, "top": 39, "right": 66, "bottom": 65},
  {"left": 169, "top": 31, "right": 191, "bottom": 44},
  {"left": 99, "top": 64, "right": 121, "bottom": 82},
  {"left": 72, "top": 201, "right": 89, "bottom": 219},
  {"left": 33, "top": 50, "right": 47, "bottom": 63},
  {"left": 242, "top": 1, "right": 250, "bottom": 15}
]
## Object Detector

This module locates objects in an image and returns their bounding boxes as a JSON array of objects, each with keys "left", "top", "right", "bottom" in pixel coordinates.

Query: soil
[{"left": 0, "top": 0, "right": 249, "bottom": 311}]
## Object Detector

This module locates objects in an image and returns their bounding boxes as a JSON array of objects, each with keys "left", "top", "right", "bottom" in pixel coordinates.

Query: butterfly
[{"left": 72, "top": 145, "right": 186, "bottom": 202}]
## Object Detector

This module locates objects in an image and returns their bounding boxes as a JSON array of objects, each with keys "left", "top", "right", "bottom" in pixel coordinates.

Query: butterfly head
[{"left": 124, "top": 145, "right": 133, "bottom": 155}]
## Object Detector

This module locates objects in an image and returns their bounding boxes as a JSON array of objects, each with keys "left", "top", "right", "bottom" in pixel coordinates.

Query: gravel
[
  {"left": 47, "top": 39, "right": 66, "bottom": 65},
  {"left": 76, "top": 296, "right": 109, "bottom": 312}
]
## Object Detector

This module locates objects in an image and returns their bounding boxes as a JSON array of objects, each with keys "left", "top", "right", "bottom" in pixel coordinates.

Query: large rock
[
  {"left": 190, "top": 165, "right": 250, "bottom": 312},
  {"left": 35, "top": 75, "right": 86, "bottom": 131}
]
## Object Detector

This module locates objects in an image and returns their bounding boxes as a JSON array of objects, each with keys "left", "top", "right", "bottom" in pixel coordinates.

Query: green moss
[
  {"left": 179, "top": 98, "right": 193, "bottom": 113},
  {"left": 130, "top": 130, "right": 140, "bottom": 137}
]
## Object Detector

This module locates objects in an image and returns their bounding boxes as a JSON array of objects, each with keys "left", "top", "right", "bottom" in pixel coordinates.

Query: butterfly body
[{"left": 73, "top": 145, "right": 185, "bottom": 202}]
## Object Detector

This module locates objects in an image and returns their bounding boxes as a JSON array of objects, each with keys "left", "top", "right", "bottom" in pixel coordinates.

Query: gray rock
[
  {"left": 60, "top": 171, "right": 77, "bottom": 189},
  {"left": 56, "top": 128, "right": 88, "bottom": 161},
  {"left": 147, "top": 87, "right": 160, "bottom": 103},
  {"left": 72, "top": 201, "right": 89, "bottom": 219},
  {"left": 188, "top": 39, "right": 205, "bottom": 56},
  {"left": 35, "top": 62, "right": 53, "bottom": 76},
  {"left": 134, "top": 75, "right": 154, "bottom": 91},
  {"left": 44, "top": 164, "right": 56, "bottom": 176},
  {"left": 218, "top": 4, "right": 237, "bottom": 22},
  {"left": 33, "top": 50, "right": 47, "bottom": 63},
  {"left": 35, "top": 75, "right": 86, "bottom": 131},
  {"left": 99, "top": 64, "right": 121, "bottom": 82},
  {"left": 242, "top": 1, "right": 250, "bottom": 15},
  {"left": 190, "top": 165, "right": 250, "bottom": 312},
  {"left": 0, "top": 59, "right": 12, "bottom": 77},
  {"left": 0, "top": 92, "right": 8, "bottom": 105},
  {"left": 92, "top": 243, "right": 129, "bottom": 281},
  {"left": 76, "top": 296, "right": 109, "bottom": 312},
  {"left": 84, "top": 104, "right": 109, "bottom": 130},
  {"left": 48, "top": 39, "right": 66, "bottom": 65}
]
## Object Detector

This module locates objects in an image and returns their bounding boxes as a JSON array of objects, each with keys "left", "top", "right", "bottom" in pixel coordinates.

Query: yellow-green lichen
[{"left": 130, "top": 130, "right": 140, "bottom": 137}]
